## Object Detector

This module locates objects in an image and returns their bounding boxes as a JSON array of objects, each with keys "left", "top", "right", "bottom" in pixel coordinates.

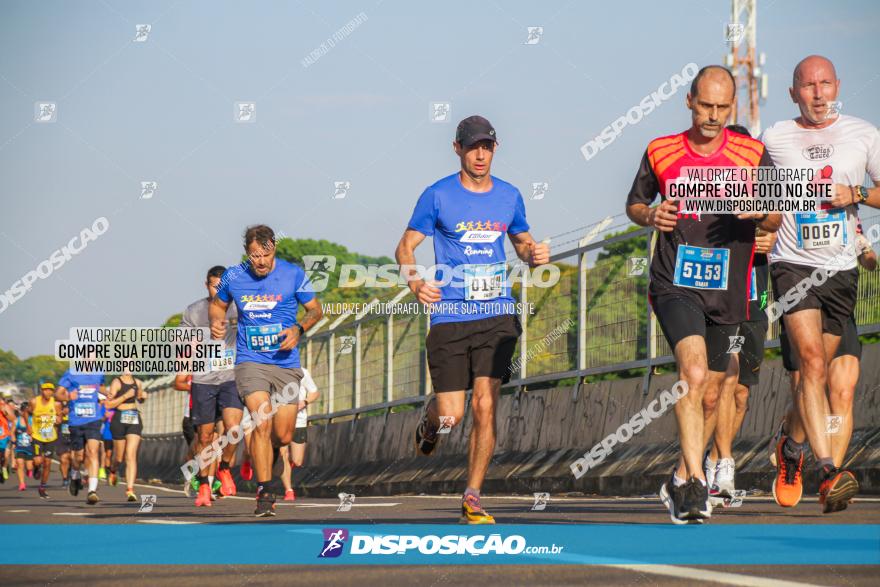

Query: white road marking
[
  {"left": 137, "top": 519, "right": 202, "bottom": 525},
  {"left": 292, "top": 503, "right": 401, "bottom": 508},
  {"left": 53, "top": 512, "right": 92, "bottom": 516},
  {"left": 607, "top": 564, "right": 825, "bottom": 587},
  {"left": 132, "top": 483, "right": 400, "bottom": 507},
  {"left": 6, "top": 509, "right": 30, "bottom": 513},
  {"left": 128, "top": 480, "right": 880, "bottom": 504},
  {"left": 133, "top": 483, "right": 186, "bottom": 494}
]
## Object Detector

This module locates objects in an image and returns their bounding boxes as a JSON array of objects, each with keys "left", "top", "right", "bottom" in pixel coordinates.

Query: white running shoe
[{"left": 712, "top": 458, "right": 736, "bottom": 498}]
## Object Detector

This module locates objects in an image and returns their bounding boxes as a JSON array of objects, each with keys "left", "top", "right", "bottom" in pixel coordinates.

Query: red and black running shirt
[{"left": 626, "top": 128, "right": 773, "bottom": 324}]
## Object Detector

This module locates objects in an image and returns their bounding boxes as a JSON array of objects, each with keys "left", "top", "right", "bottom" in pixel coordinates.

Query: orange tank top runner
[{"left": 0, "top": 410, "right": 10, "bottom": 441}]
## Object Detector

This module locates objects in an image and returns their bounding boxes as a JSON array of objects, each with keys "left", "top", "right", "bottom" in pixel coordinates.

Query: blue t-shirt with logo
[
  {"left": 407, "top": 173, "right": 530, "bottom": 324},
  {"left": 59, "top": 370, "right": 106, "bottom": 426},
  {"left": 217, "top": 258, "right": 315, "bottom": 368}
]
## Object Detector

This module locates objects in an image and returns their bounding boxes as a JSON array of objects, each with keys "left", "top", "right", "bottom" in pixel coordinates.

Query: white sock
[
  {"left": 673, "top": 474, "right": 686, "bottom": 487},
  {"left": 208, "top": 475, "right": 214, "bottom": 488},
  {"left": 88, "top": 477, "right": 98, "bottom": 492}
]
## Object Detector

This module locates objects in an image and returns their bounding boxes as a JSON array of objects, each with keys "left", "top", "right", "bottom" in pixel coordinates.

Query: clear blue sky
[{"left": 1, "top": 0, "right": 879, "bottom": 358}]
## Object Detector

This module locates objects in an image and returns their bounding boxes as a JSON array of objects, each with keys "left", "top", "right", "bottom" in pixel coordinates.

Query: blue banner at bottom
[{"left": 1, "top": 524, "right": 878, "bottom": 565}]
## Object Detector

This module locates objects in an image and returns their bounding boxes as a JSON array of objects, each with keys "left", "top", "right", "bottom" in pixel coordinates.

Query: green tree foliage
[
  {"left": 161, "top": 237, "right": 398, "bottom": 326},
  {"left": 0, "top": 349, "right": 68, "bottom": 387}
]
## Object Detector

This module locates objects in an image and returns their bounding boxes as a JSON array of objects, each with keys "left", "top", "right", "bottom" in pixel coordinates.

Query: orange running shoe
[
  {"left": 217, "top": 468, "right": 237, "bottom": 497},
  {"left": 284, "top": 488, "right": 296, "bottom": 501},
  {"left": 195, "top": 482, "right": 212, "bottom": 507},
  {"left": 772, "top": 437, "right": 803, "bottom": 508},
  {"left": 819, "top": 468, "right": 858, "bottom": 514}
]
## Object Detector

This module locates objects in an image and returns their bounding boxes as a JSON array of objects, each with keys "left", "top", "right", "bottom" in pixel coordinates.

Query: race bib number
[
  {"left": 210, "top": 349, "right": 236, "bottom": 372},
  {"left": 673, "top": 245, "right": 730, "bottom": 290},
  {"left": 61, "top": 423, "right": 70, "bottom": 435},
  {"left": 38, "top": 420, "right": 54, "bottom": 439},
  {"left": 74, "top": 403, "right": 96, "bottom": 418},
  {"left": 749, "top": 267, "right": 757, "bottom": 301},
  {"left": 246, "top": 324, "right": 282, "bottom": 352},
  {"left": 120, "top": 410, "right": 139, "bottom": 425},
  {"left": 463, "top": 263, "right": 505, "bottom": 301},
  {"left": 795, "top": 210, "right": 846, "bottom": 250},
  {"left": 17, "top": 433, "right": 31, "bottom": 447}
]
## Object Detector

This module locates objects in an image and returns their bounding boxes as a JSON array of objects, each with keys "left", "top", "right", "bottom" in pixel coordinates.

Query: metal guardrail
[{"left": 140, "top": 217, "right": 880, "bottom": 433}]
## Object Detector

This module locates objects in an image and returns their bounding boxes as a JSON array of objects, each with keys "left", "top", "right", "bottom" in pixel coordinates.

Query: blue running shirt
[
  {"left": 59, "top": 370, "right": 106, "bottom": 426},
  {"left": 407, "top": 173, "right": 529, "bottom": 324},
  {"left": 216, "top": 258, "right": 315, "bottom": 368}
]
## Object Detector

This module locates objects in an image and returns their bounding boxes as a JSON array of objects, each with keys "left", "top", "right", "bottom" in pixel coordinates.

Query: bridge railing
[{"left": 140, "top": 214, "right": 880, "bottom": 435}]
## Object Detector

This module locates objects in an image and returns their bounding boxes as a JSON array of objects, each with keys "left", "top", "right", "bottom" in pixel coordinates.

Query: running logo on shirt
[{"left": 454, "top": 220, "right": 508, "bottom": 232}]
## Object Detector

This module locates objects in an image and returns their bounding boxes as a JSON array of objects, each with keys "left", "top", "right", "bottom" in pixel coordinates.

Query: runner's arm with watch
[
  {"left": 279, "top": 297, "right": 323, "bottom": 352},
  {"left": 829, "top": 127, "right": 880, "bottom": 208},
  {"left": 829, "top": 182, "right": 880, "bottom": 209}
]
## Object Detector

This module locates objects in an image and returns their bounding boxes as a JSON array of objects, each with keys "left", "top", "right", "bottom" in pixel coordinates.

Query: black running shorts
[
  {"left": 109, "top": 409, "right": 144, "bottom": 440},
  {"left": 33, "top": 440, "right": 55, "bottom": 458},
  {"left": 191, "top": 381, "right": 244, "bottom": 426},
  {"left": 55, "top": 434, "right": 71, "bottom": 455},
  {"left": 426, "top": 314, "right": 521, "bottom": 392},
  {"left": 651, "top": 294, "right": 739, "bottom": 373},
  {"left": 770, "top": 261, "right": 858, "bottom": 337},
  {"left": 69, "top": 420, "right": 102, "bottom": 451},
  {"left": 293, "top": 427, "right": 307, "bottom": 444},
  {"left": 780, "top": 315, "right": 861, "bottom": 372},
  {"left": 737, "top": 319, "right": 768, "bottom": 387}
]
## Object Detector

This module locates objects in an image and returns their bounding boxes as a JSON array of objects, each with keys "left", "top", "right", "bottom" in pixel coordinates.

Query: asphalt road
[{"left": 1, "top": 475, "right": 878, "bottom": 586}]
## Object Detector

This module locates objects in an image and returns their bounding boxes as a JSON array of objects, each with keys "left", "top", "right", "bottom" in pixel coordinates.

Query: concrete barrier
[{"left": 137, "top": 344, "right": 880, "bottom": 497}]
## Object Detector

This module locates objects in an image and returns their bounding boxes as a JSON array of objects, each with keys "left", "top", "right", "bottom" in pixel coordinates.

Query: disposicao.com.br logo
[{"left": 318, "top": 529, "right": 564, "bottom": 557}]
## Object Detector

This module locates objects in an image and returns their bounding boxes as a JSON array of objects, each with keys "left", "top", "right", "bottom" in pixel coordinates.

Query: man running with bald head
[
  {"left": 627, "top": 65, "right": 780, "bottom": 523},
  {"left": 763, "top": 55, "right": 880, "bottom": 513}
]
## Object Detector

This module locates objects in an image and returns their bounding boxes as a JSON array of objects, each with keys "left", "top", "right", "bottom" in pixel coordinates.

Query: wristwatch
[
  {"left": 856, "top": 185, "right": 869, "bottom": 204},
  {"left": 295, "top": 324, "right": 305, "bottom": 336}
]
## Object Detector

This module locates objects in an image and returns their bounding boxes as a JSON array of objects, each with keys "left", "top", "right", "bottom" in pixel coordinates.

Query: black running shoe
[
  {"left": 255, "top": 491, "right": 277, "bottom": 518},
  {"left": 69, "top": 476, "right": 79, "bottom": 497},
  {"left": 38, "top": 486, "right": 49, "bottom": 500},
  {"left": 414, "top": 397, "right": 438, "bottom": 456},
  {"left": 659, "top": 474, "right": 686, "bottom": 525},
  {"left": 86, "top": 491, "right": 99, "bottom": 505},
  {"left": 820, "top": 467, "right": 859, "bottom": 514},
  {"left": 681, "top": 477, "right": 712, "bottom": 522}
]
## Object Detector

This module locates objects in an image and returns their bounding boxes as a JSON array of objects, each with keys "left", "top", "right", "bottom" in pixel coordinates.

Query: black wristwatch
[{"left": 295, "top": 324, "right": 305, "bottom": 336}]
